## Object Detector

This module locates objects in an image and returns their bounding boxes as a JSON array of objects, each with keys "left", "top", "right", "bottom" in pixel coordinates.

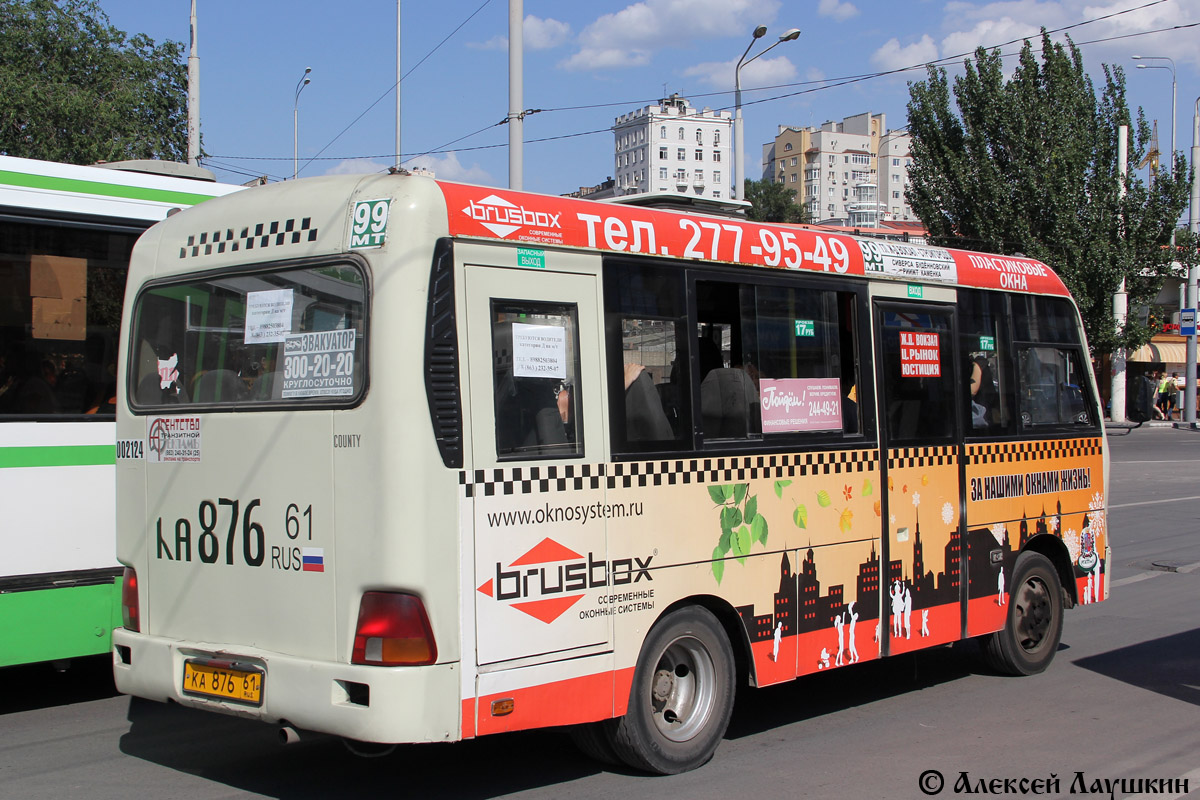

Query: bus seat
[
  {"left": 700, "top": 368, "right": 759, "bottom": 439},
  {"left": 626, "top": 370, "right": 674, "bottom": 441},
  {"left": 193, "top": 369, "right": 246, "bottom": 403}
]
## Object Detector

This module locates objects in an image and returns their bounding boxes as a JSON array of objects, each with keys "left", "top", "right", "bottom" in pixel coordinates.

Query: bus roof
[
  {"left": 129, "top": 171, "right": 1069, "bottom": 298},
  {"left": 438, "top": 181, "right": 1070, "bottom": 297},
  {"left": 0, "top": 155, "right": 242, "bottom": 223}
]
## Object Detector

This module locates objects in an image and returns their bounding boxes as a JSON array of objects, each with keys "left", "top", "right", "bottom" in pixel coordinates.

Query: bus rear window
[{"left": 129, "top": 262, "right": 367, "bottom": 411}]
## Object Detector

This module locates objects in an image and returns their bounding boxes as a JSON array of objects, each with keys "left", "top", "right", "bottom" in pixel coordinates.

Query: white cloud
[
  {"left": 404, "top": 151, "right": 493, "bottom": 184},
  {"left": 562, "top": 0, "right": 782, "bottom": 71},
  {"left": 682, "top": 54, "right": 797, "bottom": 90},
  {"left": 469, "top": 15, "right": 571, "bottom": 51},
  {"left": 322, "top": 152, "right": 493, "bottom": 185},
  {"left": 870, "top": 35, "right": 938, "bottom": 72},
  {"left": 524, "top": 16, "right": 572, "bottom": 49},
  {"left": 818, "top": 0, "right": 859, "bottom": 22},
  {"left": 939, "top": 17, "right": 1041, "bottom": 58}
]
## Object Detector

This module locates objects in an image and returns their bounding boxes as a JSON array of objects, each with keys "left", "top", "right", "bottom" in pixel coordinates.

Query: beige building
[{"left": 762, "top": 113, "right": 915, "bottom": 226}]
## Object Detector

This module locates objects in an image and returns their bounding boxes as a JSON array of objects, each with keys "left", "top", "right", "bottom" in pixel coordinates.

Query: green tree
[
  {"left": 905, "top": 31, "right": 1191, "bottom": 355},
  {"left": 0, "top": 0, "right": 187, "bottom": 164},
  {"left": 744, "top": 178, "right": 808, "bottom": 224}
]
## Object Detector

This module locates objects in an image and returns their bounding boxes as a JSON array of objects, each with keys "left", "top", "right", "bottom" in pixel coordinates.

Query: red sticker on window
[{"left": 899, "top": 330, "right": 941, "bottom": 377}]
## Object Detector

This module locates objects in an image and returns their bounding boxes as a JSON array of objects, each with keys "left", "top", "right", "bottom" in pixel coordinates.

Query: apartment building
[
  {"left": 611, "top": 94, "right": 734, "bottom": 199},
  {"left": 762, "top": 112, "right": 916, "bottom": 226}
]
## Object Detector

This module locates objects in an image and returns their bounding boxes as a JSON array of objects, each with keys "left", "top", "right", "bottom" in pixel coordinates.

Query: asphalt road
[{"left": 3, "top": 425, "right": 1199, "bottom": 799}]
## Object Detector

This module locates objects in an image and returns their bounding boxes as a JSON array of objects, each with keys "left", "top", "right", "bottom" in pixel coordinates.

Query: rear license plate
[{"left": 182, "top": 659, "right": 264, "bottom": 706}]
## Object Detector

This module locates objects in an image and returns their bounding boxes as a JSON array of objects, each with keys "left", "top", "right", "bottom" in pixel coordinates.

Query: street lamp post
[
  {"left": 734, "top": 26, "right": 800, "bottom": 202},
  {"left": 293, "top": 67, "right": 312, "bottom": 180},
  {"left": 1132, "top": 56, "right": 1177, "bottom": 169}
]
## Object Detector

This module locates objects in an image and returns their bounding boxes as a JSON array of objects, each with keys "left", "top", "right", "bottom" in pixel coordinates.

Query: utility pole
[
  {"left": 395, "top": 1, "right": 402, "bottom": 171},
  {"left": 508, "top": 0, "right": 522, "bottom": 190},
  {"left": 1111, "top": 125, "right": 1128, "bottom": 423},
  {"left": 187, "top": 0, "right": 200, "bottom": 166}
]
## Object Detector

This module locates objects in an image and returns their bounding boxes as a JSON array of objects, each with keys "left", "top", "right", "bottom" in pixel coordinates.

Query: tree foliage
[
  {"left": 905, "top": 32, "right": 1191, "bottom": 355},
  {"left": 0, "top": 0, "right": 187, "bottom": 163},
  {"left": 744, "top": 178, "right": 808, "bottom": 224}
]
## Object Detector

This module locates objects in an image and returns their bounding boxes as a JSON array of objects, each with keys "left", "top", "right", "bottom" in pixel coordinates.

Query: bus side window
[
  {"left": 958, "top": 288, "right": 1014, "bottom": 436},
  {"left": 490, "top": 300, "right": 584, "bottom": 460},
  {"left": 1011, "top": 296, "right": 1097, "bottom": 430},
  {"left": 603, "top": 259, "right": 692, "bottom": 454}
]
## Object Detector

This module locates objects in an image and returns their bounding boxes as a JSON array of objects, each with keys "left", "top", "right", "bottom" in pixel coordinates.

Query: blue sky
[{"left": 94, "top": 0, "right": 1198, "bottom": 194}]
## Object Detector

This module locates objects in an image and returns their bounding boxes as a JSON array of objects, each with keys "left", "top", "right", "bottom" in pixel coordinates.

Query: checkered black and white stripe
[
  {"left": 967, "top": 437, "right": 1102, "bottom": 465},
  {"left": 179, "top": 218, "right": 318, "bottom": 259},
  {"left": 887, "top": 445, "right": 957, "bottom": 470},
  {"left": 460, "top": 449, "right": 880, "bottom": 498}
]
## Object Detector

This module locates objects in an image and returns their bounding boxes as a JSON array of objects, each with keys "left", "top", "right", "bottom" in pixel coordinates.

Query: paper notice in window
[
  {"left": 511, "top": 323, "right": 567, "bottom": 379},
  {"left": 245, "top": 289, "right": 294, "bottom": 344}
]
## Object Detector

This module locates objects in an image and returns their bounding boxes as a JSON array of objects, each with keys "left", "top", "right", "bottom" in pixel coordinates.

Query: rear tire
[
  {"left": 982, "top": 552, "right": 1063, "bottom": 675},
  {"left": 609, "top": 606, "right": 735, "bottom": 774},
  {"left": 567, "top": 719, "right": 623, "bottom": 767}
]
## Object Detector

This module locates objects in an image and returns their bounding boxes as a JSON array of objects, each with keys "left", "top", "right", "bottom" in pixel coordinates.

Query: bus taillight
[
  {"left": 351, "top": 592, "right": 437, "bottom": 666},
  {"left": 121, "top": 568, "right": 140, "bottom": 632}
]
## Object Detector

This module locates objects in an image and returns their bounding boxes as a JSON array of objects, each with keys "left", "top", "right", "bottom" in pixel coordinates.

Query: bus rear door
[{"left": 462, "top": 256, "right": 611, "bottom": 669}]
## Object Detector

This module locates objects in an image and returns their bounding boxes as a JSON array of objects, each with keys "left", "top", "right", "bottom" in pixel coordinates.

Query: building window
[
  {"left": 714, "top": 171, "right": 721, "bottom": 183},
  {"left": 713, "top": 190, "right": 722, "bottom": 198},
  {"left": 660, "top": 167, "right": 668, "bottom": 180},
  {"left": 713, "top": 151, "right": 721, "bottom": 162},
  {"left": 784, "top": 142, "right": 792, "bottom": 151},
  {"left": 659, "top": 146, "right": 667, "bottom": 159},
  {"left": 660, "top": 126, "right": 666, "bottom": 139},
  {"left": 714, "top": 131, "right": 721, "bottom": 145},
  {"left": 678, "top": 127, "right": 685, "bottom": 140},
  {"left": 677, "top": 148, "right": 686, "bottom": 161},
  {"left": 696, "top": 129, "right": 703, "bottom": 144},
  {"left": 893, "top": 158, "right": 900, "bottom": 166},
  {"left": 790, "top": 173, "right": 798, "bottom": 183},
  {"left": 695, "top": 149, "right": 704, "bottom": 160}
]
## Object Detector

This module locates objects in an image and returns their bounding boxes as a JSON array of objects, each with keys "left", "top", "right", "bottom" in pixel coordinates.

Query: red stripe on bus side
[{"left": 472, "top": 666, "right": 636, "bottom": 737}]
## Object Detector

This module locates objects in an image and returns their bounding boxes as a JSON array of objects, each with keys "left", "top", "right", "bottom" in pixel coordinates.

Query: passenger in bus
[{"left": 968, "top": 355, "right": 997, "bottom": 429}]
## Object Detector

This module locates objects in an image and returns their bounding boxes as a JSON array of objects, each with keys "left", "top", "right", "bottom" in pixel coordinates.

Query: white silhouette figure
[
  {"left": 890, "top": 581, "right": 904, "bottom": 637},
  {"left": 903, "top": 587, "right": 913, "bottom": 639},
  {"left": 848, "top": 601, "right": 860, "bottom": 663},
  {"left": 1092, "top": 566, "right": 1102, "bottom": 602},
  {"left": 921, "top": 608, "right": 930, "bottom": 637},
  {"left": 997, "top": 567, "right": 1007, "bottom": 606},
  {"left": 818, "top": 647, "right": 831, "bottom": 670},
  {"left": 834, "top": 612, "right": 845, "bottom": 666},
  {"left": 772, "top": 622, "right": 782, "bottom": 661},
  {"left": 874, "top": 621, "right": 881, "bottom": 643},
  {"left": 1084, "top": 572, "right": 1093, "bottom": 605}
]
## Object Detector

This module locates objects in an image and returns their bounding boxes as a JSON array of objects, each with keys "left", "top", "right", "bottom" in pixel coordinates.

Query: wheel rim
[
  {"left": 1013, "top": 574, "right": 1053, "bottom": 653},
  {"left": 649, "top": 634, "right": 716, "bottom": 742}
]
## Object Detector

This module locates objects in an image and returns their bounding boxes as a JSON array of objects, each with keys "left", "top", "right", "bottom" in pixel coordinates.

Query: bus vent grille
[{"left": 425, "top": 238, "right": 463, "bottom": 468}]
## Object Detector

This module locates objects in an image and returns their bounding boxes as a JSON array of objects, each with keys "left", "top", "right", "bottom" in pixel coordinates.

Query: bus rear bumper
[{"left": 112, "top": 628, "right": 460, "bottom": 744}]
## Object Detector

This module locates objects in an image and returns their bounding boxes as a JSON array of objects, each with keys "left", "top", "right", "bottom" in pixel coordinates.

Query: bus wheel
[
  {"left": 610, "top": 606, "right": 735, "bottom": 774},
  {"left": 982, "top": 552, "right": 1063, "bottom": 676}
]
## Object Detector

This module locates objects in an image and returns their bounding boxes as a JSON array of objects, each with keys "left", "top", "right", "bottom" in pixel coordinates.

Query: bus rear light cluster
[
  {"left": 351, "top": 592, "right": 437, "bottom": 666},
  {"left": 121, "top": 567, "right": 140, "bottom": 632}
]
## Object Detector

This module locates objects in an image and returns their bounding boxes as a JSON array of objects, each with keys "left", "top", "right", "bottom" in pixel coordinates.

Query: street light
[
  {"left": 734, "top": 26, "right": 801, "bottom": 202},
  {"left": 1132, "top": 55, "right": 1176, "bottom": 168},
  {"left": 293, "top": 67, "right": 312, "bottom": 180}
]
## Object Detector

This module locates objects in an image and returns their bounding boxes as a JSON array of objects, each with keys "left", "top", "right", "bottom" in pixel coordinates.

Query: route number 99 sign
[{"left": 350, "top": 198, "right": 390, "bottom": 249}]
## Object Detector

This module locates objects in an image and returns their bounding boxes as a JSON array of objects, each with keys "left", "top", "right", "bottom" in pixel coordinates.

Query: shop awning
[{"left": 1127, "top": 341, "right": 1200, "bottom": 363}]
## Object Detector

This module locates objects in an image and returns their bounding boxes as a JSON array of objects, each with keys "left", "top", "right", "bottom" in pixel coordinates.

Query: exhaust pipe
[{"left": 279, "top": 724, "right": 301, "bottom": 745}]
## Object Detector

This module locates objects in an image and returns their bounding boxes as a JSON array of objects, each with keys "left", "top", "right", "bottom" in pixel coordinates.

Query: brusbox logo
[
  {"left": 461, "top": 194, "right": 562, "bottom": 239},
  {"left": 477, "top": 537, "right": 652, "bottom": 623}
]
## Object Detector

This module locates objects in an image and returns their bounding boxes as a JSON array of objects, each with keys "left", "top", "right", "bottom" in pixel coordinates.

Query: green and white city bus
[{"left": 0, "top": 155, "right": 240, "bottom": 668}]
